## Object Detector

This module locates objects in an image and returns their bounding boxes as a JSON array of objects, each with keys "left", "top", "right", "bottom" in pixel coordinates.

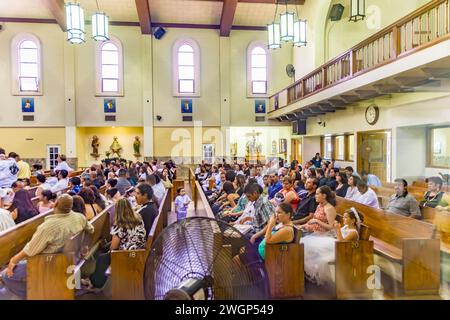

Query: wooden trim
[
  {"left": 41, "top": 0, "right": 66, "bottom": 31},
  {"left": 135, "top": 0, "right": 152, "bottom": 34},
  {"left": 220, "top": 0, "right": 238, "bottom": 37}
]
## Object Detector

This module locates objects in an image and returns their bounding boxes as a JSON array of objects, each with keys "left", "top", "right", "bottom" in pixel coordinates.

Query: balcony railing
[{"left": 269, "top": 0, "right": 450, "bottom": 113}]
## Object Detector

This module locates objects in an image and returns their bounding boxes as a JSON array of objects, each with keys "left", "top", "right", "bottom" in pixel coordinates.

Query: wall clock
[{"left": 365, "top": 104, "right": 379, "bottom": 125}]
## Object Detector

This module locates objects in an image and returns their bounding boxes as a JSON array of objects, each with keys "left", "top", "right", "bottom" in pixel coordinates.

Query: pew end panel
[
  {"left": 27, "top": 253, "right": 75, "bottom": 300},
  {"left": 110, "top": 249, "right": 148, "bottom": 300},
  {"left": 265, "top": 242, "right": 304, "bottom": 299},
  {"left": 402, "top": 238, "right": 441, "bottom": 296},
  {"left": 335, "top": 240, "right": 374, "bottom": 299}
]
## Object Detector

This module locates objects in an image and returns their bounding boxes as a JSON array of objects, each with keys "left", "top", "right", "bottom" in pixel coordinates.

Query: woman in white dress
[{"left": 301, "top": 207, "right": 363, "bottom": 286}]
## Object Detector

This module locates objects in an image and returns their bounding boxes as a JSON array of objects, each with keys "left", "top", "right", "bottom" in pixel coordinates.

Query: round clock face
[{"left": 365, "top": 105, "right": 379, "bottom": 125}]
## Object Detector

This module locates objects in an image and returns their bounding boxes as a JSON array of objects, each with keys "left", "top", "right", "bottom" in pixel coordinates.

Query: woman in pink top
[
  {"left": 279, "top": 177, "right": 300, "bottom": 212},
  {"left": 300, "top": 185, "right": 337, "bottom": 234}
]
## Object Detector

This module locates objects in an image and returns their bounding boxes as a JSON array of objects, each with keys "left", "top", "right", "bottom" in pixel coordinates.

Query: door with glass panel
[
  {"left": 357, "top": 131, "right": 391, "bottom": 182},
  {"left": 47, "top": 145, "right": 61, "bottom": 170}
]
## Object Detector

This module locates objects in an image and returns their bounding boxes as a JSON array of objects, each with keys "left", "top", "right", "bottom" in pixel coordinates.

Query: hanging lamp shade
[
  {"left": 66, "top": 3, "right": 85, "bottom": 44},
  {"left": 267, "top": 22, "right": 281, "bottom": 49},
  {"left": 293, "top": 19, "right": 307, "bottom": 47},
  {"left": 92, "top": 12, "right": 109, "bottom": 41},
  {"left": 280, "top": 11, "right": 294, "bottom": 41},
  {"left": 349, "top": 0, "right": 365, "bottom": 22}
]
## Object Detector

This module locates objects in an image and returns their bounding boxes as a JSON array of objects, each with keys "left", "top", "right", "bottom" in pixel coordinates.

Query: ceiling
[{"left": 0, "top": 0, "right": 304, "bottom": 27}]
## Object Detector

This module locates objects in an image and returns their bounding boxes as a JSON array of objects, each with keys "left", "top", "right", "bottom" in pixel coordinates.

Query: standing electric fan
[{"left": 143, "top": 217, "right": 268, "bottom": 300}]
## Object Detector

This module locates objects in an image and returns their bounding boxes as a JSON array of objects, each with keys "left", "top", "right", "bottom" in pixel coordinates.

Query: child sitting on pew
[
  {"left": 302, "top": 208, "right": 363, "bottom": 286},
  {"left": 37, "top": 190, "right": 55, "bottom": 214}
]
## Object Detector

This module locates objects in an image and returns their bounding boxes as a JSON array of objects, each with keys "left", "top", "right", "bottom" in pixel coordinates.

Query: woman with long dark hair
[{"left": 8, "top": 189, "right": 39, "bottom": 223}]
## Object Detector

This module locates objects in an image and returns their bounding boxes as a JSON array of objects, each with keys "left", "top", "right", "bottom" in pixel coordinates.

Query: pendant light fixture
[
  {"left": 65, "top": 2, "right": 85, "bottom": 44},
  {"left": 92, "top": 0, "right": 109, "bottom": 41},
  {"left": 280, "top": 0, "right": 294, "bottom": 42},
  {"left": 268, "top": 1, "right": 307, "bottom": 49},
  {"left": 349, "top": 0, "right": 366, "bottom": 22},
  {"left": 267, "top": 3, "right": 281, "bottom": 49},
  {"left": 293, "top": 4, "right": 307, "bottom": 47}
]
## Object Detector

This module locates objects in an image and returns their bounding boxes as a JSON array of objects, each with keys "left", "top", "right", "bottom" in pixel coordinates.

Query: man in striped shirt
[{"left": 1, "top": 194, "right": 94, "bottom": 299}]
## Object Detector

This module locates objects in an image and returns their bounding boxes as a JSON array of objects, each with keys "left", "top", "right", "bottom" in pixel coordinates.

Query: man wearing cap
[{"left": 1, "top": 194, "right": 94, "bottom": 299}]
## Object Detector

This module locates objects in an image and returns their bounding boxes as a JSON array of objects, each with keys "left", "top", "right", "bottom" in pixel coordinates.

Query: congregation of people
[
  {"left": 195, "top": 153, "right": 450, "bottom": 287},
  {"left": 0, "top": 144, "right": 448, "bottom": 298},
  {"left": 0, "top": 146, "right": 177, "bottom": 298}
]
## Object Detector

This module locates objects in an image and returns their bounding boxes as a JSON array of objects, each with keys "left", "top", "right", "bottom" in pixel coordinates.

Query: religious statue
[
  {"left": 133, "top": 136, "right": 141, "bottom": 157},
  {"left": 245, "top": 130, "right": 262, "bottom": 163},
  {"left": 110, "top": 136, "right": 122, "bottom": 158},
  {"left": 90, "top": 135, "right": 100, "bottom": 159}
]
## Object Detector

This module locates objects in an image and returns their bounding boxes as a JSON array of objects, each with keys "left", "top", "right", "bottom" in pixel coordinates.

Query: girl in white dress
[{"left": 302, "top": 208, "right": 363, "bottom": 286}]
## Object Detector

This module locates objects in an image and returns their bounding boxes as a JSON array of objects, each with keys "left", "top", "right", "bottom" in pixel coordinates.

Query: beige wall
[
  {"left": 0, "top": 23, "right": 66, "bottom": 127},
  {"left": 0, "top": 127, "right": 65, "bottom": 159},
  {"left": 325, "top": 0, "right": 431, "bottom": 61},
  {"left": 293, "top": 0, "right": 432, "bottom": 79},
  {"left": 75, "top": 26, "right": 144, "bottom": 126}
]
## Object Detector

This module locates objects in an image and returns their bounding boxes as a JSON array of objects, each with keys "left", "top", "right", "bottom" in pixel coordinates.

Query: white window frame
[
  {"left": 202, "top": 144, "right": 215, "bottom": 165},
  {"left": 11, "top": 33, "right": 43, "bottom": 96},
  {"left": 247, "top": 41, "right": 271, "bottom": 98},
  {"left": 172, "top": 38, "right": 201, "bottom": 97},
  {"left": 47, "top": 145, "right": 61, "bottom": 170},
  {"left": 95, "top": 36, "right": 124, "bottom": 96}
]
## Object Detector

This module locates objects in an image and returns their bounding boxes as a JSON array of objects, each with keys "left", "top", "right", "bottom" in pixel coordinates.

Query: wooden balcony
[{"left": 269, "top": 0, "right": 450, "bottom": 119}]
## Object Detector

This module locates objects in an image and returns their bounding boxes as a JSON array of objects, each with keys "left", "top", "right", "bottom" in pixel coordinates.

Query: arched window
[
  {"left": 95, "top": 36, "right": 123, "bottom": 96},
  {"left": 247, "top": 41, "right": 270, "bottom": 96},
  {"left": 11, "top": 33, "right": 42, "bottom": 95},
  {"left": 173, "top": 39, "right": 200, "bottom": 97}
]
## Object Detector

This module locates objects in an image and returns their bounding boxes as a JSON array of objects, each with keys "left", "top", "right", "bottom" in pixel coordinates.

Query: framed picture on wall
[
  {"left": 21, "top": 98, "right": 34, "bottom": 112},
  {"left": 181, "top": 99, "right": 193, "bottom": 113},
  {"left": 255, "top": 100, "right": 266, "bottom": 114},
  {"left": 104, "top": 98, "right": 116, "bottom": 113},
  {"left": 279, "top": 139, "right": 287, "bottom": 153}
]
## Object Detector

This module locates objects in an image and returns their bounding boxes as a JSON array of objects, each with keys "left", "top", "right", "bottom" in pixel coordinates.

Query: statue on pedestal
[
  {"left": 110, "top": 136, "right": 122, "bottom": 158},
  {"left": 90, "top": 136, "right": 100, "bottom": 159},
  {"left": 133, "top": 136, "right": 141, "bottom": 158}
]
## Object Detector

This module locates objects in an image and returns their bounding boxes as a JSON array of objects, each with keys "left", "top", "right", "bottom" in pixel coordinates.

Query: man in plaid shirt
[{"left": 244, "top": 183, "right": 274, "bottom": 233}]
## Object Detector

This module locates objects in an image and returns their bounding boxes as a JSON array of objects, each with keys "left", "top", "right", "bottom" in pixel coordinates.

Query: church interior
[{"left": 0, "top": 0, "right": 449, "bottom": 302}]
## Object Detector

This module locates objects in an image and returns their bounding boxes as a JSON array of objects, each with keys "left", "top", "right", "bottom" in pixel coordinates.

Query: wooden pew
[
  {"left": 27, "top": 187, "right": 38, "bottom": 199},
  {"left": 0, "top": 210, "right": 53, "bottom": 268},
  {"left": 26, "top": 205, "right": 114, "bottom": 300},
  {"left": 265, "top": 228, "right": 304, "bottom": 299},
  {"left": 336, "top": 197, "right": 440, "bottom": 296},
  {"left": 110, "top": 189, "right": 171, "bottom": 300},
  {"left": 189, "top": 169, "right": 197, "bottom": 210}
]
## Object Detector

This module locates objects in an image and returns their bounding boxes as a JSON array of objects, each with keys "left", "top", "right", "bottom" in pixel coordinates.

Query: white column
[
  {"left": 142, "top": 35, "right": 154, "bottom": 159},
  {"left": 219, "top": 37, "right": 231, "bottom": 162},
  {"left": 64, "top": 38, "right": 77, "bottom": 162}
]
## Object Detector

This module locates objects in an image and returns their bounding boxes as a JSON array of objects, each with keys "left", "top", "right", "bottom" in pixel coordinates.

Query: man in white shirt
[
  {"left": 355, "top": 180, "right": 380, "bottom": 209},
  {"left": 54, "top": 154, "right": 73, "bottom": 173},
  {"left": 0, "top": 149, "right": 19, "bottom": 189},
  {"left": 51, "top": 170, "right": 69, "bottom": 194}
]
